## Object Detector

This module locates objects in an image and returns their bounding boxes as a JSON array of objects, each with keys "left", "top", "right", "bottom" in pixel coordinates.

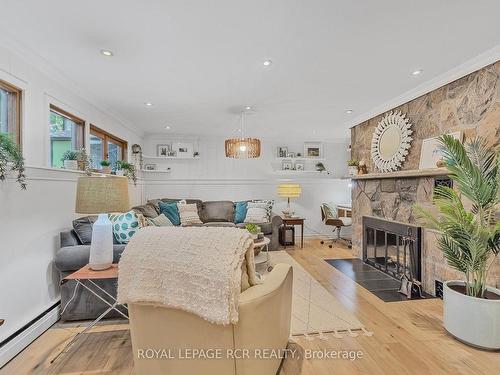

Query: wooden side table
[{"left": 281, "top": 217, "right": 305, "bottom": 248}]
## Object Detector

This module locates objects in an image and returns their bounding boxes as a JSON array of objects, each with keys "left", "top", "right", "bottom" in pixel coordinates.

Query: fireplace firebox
[{"left": 362, "top": 216, "right": 422, "bottom": 283}]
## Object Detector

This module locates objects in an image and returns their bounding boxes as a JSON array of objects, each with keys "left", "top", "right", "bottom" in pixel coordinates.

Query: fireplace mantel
[{"left": 350, "top": 168, "right": 448, "bottom": 180}]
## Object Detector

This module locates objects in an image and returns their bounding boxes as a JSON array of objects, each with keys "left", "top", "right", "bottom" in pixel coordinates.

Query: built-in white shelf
[
  {"left": 143, "top": 155, "right": 200, "bottom": 160},
  {"left": 273, "top": 170, "right": 331, "bottom": 175},
  {"left": 141, "top": 169, "right": 172, "bottom": 173},
  {"left": 274, "top": 157, "right": 326, "bottom": 162}
]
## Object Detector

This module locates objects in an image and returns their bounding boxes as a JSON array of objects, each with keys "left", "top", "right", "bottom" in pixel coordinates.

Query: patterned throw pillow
[
  {"left": 251, "top": 199, "right": 274, "bottom": 221},
  {"left": 178, "top": 202, "right": 203, "bottom": 225},
  {"left": 244, "top": 202, "right": 269, "bottom": 223},
  {"left": 146, "top": 213, "right": 173, "bottom": 227},
  {"left": 108, "top": 210, "right": 143, "bottom": 244}
]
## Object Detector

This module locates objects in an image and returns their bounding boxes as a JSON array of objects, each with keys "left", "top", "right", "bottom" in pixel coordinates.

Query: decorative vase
[
  {"left": 348, "top": 166, "right": 358, "bottom": 176},
  {"left": 64, "top": 160, "right": 78, "bottom": 170},
  {"left": 443, "top": 281, "right": 500, "bottom": 350},
  {"left": 89, "top": 213, "right": 114, "bottom": 270}
]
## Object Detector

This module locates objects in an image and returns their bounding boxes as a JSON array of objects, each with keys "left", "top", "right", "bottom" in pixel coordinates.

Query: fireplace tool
[{"left": 398, "top": 228, "right": 425, "bottom": 299}]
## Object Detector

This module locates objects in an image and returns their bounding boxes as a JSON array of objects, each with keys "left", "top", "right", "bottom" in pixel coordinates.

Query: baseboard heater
[{"left": 0, "top": 301, "right": 60, "bottom": 368}]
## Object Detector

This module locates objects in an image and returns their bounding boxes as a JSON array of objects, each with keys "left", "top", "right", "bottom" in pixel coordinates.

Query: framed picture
[
  {"left": 287, "top": 152, "right": 296, "bottom": 158},
  {"left": 282, "top": 160, "right": 293, "bottom": 170},
  {"left": 157, "top": 144, "right": 171, "bottom": 157},
  {"left": 419, "top": 132, "right": 462, "bottom": 169},
  {"left": 295, "top": 161, "right": 305, "bottom": 171},
  {"left": 277, "top": 146, "right": 288, "bottom": 158},
  {"left": 144, "top": 164, "right": 157, "bottom": 171},
  {"left": 304, "top": 142, "right": 323, "bottom": 158},
  {"left": 175, "top": 142, "right": 194, "bottom": 158}
]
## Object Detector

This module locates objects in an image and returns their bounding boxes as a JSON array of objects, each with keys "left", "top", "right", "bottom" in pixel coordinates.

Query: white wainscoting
[{"left": 0, "top": 166, "right": 143, "bottom": 366}]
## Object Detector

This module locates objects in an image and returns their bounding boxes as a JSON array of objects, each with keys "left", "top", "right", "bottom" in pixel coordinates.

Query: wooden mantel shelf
[{"left": 349, "top": 168, "right": 448, "bottom": 180}]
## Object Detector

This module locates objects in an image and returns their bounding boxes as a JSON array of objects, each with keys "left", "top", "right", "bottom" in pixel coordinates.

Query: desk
[{"left": 281, "top": 217, "right": 305, "bottom": 248}]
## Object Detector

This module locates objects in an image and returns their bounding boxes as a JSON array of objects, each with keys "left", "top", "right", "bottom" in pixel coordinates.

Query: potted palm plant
[
  {"left": 61, "top": 150, "right": 79, "bottom": 170},
  {"left": 0, "top": 132, "right": 27, "bottom": 189},
  {"left": 416, "top": 135, "right": 499, "bottom": 349}
]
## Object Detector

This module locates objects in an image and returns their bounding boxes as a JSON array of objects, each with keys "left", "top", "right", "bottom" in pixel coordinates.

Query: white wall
[
  {"left": 0, "top": 43, "right": 144, "bottom": 354},
  {"left": 142, "top": 135, "right": 352, "bottom": 237}
]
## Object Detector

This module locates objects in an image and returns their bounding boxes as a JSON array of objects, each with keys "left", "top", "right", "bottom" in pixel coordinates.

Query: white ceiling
[{"left": 1, "top": 0, "right": 500, "bottom": 140}]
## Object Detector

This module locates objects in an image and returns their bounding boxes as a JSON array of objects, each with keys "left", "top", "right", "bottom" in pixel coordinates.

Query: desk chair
[{"left": 320, "top": 203, "right": 352, "bottom": 248}]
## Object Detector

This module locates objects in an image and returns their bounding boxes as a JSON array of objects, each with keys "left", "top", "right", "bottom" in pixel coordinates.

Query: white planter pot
[
  {"left": 101, "top": 166, "right": 112, "bottom": 174},
  {"left": 63, "top": 160, "right": 78, "bottom": 170},
  {"left": 115, "top": 170, "right": 125, "bottom": 176},
  {"left": 348, "top": 166, "right": 358, "bottom": 176},
  {"left": 443, "top": 281, "right": 500, "bottom": 350}
]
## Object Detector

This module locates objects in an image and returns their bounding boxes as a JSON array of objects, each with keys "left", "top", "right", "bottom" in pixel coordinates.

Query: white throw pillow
[
  {"left": 146, "top": 213, "right": 173, "bottom": 227},
  {"left": 178, "top": 202, "right": 202, "bottom": 225},
  {"left": 244, "top": 202, "right": 269, "bottom": 223}
]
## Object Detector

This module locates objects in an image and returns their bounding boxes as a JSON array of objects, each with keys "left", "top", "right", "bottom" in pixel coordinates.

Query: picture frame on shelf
[
  {"left": 157, "top": 144, "right": 171, "bottom": 157},
  {"left": 304, "top": 142, "right": 323, "bottom": 158},
  {"left": 419, "top": 131, "right": 462, "bottom": 169},
  {"left": 277, "top": 146, "right": 288, "bottom": 158},
  {"left": 281, "top": 160, "right": 293, "bottom": 170},
  {"left": 287, "top": 152, "right": 296, "bottom": 158},
  {"left": 175, "top": 142, "right": 194, "bottom": 158},
  {"left": 295, "top": 161, "right": 305, "bottom": 171},
  {"left": 144, "top": 164, "right": 157, "bottom": 171}
]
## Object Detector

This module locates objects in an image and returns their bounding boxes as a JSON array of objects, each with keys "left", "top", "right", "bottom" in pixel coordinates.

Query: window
[
  {"left": 49, "top": 105, "right": 85, "bottom": 168},
  {"left": 0, "top": 79, "right": 22, "bottom": 144},
  {"left": 90, "top": 125, "right": 127, "bottom": 170}
]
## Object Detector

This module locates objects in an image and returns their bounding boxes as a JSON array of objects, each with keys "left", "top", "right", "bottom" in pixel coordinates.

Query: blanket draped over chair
[{"left": 117, "top": 226, "right": 258, "bottom": 325}]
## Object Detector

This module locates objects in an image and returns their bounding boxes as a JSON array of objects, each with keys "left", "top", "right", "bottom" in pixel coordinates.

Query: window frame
[
  {"left": 90, "top": 124, "right": 127, "bottom": 165},
  {"left": 49, "top": 104, "right": 85, "bottom": 167},
  {"left": 0, "top": 79, "right": 22, "bottom": 146}
]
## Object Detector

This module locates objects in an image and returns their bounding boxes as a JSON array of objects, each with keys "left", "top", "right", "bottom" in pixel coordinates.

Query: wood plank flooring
[{"left": 2, "top": 239, "right": 499, "bottom": 374}]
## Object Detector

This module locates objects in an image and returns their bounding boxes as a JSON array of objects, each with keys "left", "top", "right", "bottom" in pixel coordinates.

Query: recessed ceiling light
[
  {"left": 165, "top": 125, "right": 171, "bottom": 130},
  {"left": 412, "top": 69, "right": 423, "bottom": 76},
  {"left": 144, "top": 102, "right": 153, "bottom": 107},
  {"left": 263, "top": 59, "right": 272, "bottom": 66},
  {"left": 244, "top": 106, "right": 252, "bottom": 110},
  {"left": 346, "top": 109, "right": 353, "bottom": 114},
  {"left": 100, "top": 49, "right": 113, "bottom": 57}
]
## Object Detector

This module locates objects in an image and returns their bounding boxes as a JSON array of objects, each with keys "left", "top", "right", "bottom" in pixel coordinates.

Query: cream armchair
[{"left": 129, "top": 263, "right": 293, "bottom": 375}]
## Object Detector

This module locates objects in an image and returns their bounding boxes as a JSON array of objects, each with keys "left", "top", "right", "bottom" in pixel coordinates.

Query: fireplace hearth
[{"left": 363, "top": 216, "right": 422, "bottom": 286}]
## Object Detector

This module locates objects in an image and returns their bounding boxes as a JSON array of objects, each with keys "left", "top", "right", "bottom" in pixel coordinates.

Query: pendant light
[{"left": 225, "top": 110, "right": 261, "bottom": 158}]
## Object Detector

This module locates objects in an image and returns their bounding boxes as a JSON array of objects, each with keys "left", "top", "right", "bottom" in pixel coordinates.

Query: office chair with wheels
[{"left": 320, "top": 203, "right": 352, "bottom": 248}]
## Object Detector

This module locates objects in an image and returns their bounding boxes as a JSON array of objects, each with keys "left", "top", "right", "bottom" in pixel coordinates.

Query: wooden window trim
[
  {"left": 49, "top": 104, "right": 85, "bottom": 148},
  {"left": 0, "top": 79, "right": 22, "bottom": 146},
  {"left": 90, "top": 124, "right": 127, "bottom": 161}
]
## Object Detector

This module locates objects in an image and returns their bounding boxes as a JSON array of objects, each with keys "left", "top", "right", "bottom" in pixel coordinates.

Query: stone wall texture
[{"left": 350, "top": 61, "right": 500, "bottom": 294}]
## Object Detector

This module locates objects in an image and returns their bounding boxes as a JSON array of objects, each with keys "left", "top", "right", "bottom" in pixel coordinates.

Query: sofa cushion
[
  {"left": 178, "top": 202, "right": 203, "bottom": 225},
  {"left": 234, "top": 201, "right": 248, "bottom": 224},
  {"left": 203, "top": 222, "right": 236, "bottom": 227},
  {"left": 244, "top": 202, "right": 269, "bottom": 223},
  {"left": 146, "top": 213, "right": 173, "bottom": 227},
  {"left": 158, "top": 201, "right": 181, "bottom": 226},
  {"left": 72, "top": 216, "right": 97, "bottom": 245},
  {"left": 251, "top": 199, "right": 274, "bottom": 221},
  {"left": 132, "top": 203, "right": 159, "bottom": 218},
  {"left": 149, "top": 198, "right": 203, "bottom": 217},
  {"left": 109, "top": 211, "right": 144, "bottom": 244},
  {"left": 55, "top": 245, "right": 126, "bottom": 272},
  {"left": 236, "top": 221, "right": 273, "bottom": 235},
  {"left": 200, "top": 201, "right": 235, "bottom": 223}
]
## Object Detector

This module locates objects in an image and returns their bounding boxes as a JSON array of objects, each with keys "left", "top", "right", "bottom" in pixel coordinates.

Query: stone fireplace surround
[{"left": 350, "top": 61, "right": 500, "bottom": 295}]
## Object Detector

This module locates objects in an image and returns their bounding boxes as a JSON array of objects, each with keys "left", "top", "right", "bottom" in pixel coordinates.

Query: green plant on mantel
[
  {"left": 116, "top": 160, "right": 137, "bottom": 185},
  {"left": 415, "top": 135, "right": 499, "bottom": 298},
  {"left": 347, "top": 159, "right": 359, "bottom": 166},
  {"left": 0, "top": 132, "right": 27, "bottom": 189},
  {"left": 100, "top": 160, "right": 111, "bottom": 167}
]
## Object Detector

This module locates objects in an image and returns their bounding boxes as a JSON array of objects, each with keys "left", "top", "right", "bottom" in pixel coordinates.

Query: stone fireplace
[{"left": 350, "top": 61, "right": 500, "bottom": 295}]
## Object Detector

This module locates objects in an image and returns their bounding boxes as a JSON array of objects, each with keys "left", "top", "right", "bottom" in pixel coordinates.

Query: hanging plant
[{"left": 0, "top": 132, "right": 27, "bottom": 189}]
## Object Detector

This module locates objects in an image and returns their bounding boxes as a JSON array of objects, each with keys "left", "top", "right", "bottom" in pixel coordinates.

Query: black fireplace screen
[{"left": 363, "top": 217, "right": 422, "bottom": 282}]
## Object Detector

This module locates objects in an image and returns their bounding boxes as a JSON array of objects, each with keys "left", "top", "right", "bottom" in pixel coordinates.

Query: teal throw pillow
[
  {"left": 158, "top": 201, "right": 181, "bottom": 226},
  {"left": 234, "top": 201, "right": 248, "bottom": 224},
  {"left": 108, "top": 210, "right": 141, "bottom": 244}
]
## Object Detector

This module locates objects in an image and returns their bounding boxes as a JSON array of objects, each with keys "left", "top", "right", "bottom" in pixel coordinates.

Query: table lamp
[
  {"left": 277, "top": 183, "right": 301, "bottom": 217},
  {"left": 75, "top": 176, "right": 129, "bottom": 270}
]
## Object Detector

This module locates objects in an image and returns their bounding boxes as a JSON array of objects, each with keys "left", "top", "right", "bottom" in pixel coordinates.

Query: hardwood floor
[{"left": 2, "top": 239, "right": 499, "bottom": 374}]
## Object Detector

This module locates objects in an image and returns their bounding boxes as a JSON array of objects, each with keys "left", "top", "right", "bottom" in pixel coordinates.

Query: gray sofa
[{"left": 55, "top": 198, "right": 282, "bottom": 321}]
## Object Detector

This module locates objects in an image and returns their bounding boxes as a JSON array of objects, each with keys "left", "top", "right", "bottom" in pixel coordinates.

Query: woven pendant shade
[
  {"left": 76, "top": 176, "right": 130, "bottom": 214},
  {"left": 225, "top": 138, "right": 261, "bottom": 158}
]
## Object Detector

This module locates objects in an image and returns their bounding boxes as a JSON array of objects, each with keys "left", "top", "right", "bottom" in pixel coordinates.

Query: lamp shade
[
  {"left": 76, "top": 176, "right": 130, "bottom": 214},
  {"left": 277, "top": 184, "right": 301, "bottom": 198}
]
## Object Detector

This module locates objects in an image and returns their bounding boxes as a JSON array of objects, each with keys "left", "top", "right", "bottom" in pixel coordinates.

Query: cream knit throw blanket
[{"left": 117, "top": 226, "right": 258, "bottom": 325}]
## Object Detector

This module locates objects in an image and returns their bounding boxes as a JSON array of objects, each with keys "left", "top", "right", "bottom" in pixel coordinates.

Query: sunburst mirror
[{"left": 371, "top": 111, "right": 413, "bottom": 172}]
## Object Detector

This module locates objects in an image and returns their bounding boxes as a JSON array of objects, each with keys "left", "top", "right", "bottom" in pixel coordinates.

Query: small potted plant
[
  {"left": 100, "top": 160, "right": 112, "bottom": 174},
  {"left": 0, "top": 132, "right": 27, "bottom": 189},
  {"left": 347, "top": 159, "right": 359, "bottom": 176},
  {"left": 115, "top": 161, "right": 137, "bottom": 185},
  {"left": 245, "top": 223, "right": 261, "bottom": 240},
  {"left": 415, "top": 135, "right": 499, "bottom": 349},
  {"left": 61, "top": 150, "right": 79, "bottom": 170}
]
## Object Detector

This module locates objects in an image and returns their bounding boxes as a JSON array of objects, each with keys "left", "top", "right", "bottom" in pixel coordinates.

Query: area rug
[{"left": 260, "top": 251, "right": 372, "bottom": 339}]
